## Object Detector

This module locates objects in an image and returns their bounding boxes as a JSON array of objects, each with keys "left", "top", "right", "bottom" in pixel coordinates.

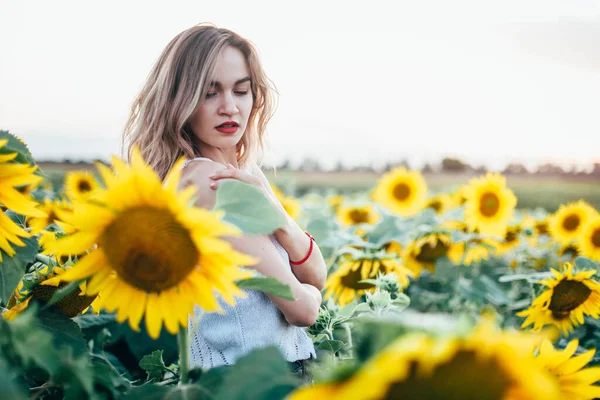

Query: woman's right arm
[{"left": 180, "top": 161, "right": 322, "bottom": 327}]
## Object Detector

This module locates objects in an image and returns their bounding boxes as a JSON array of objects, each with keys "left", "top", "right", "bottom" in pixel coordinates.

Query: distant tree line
[
  {"left": 37, "top": 157, "right": 600, "bottom": 178},
  {"left": 274, "top": 156, "right": 600, "bottom": 178}
]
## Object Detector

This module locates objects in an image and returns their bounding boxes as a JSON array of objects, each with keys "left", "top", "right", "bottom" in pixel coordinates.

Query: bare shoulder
[
  {"left": 251, "top": 163, "right": 271, "bottom": 186},
  {"left": 179, "top": 160, "right": 226, "bottom": 209}
]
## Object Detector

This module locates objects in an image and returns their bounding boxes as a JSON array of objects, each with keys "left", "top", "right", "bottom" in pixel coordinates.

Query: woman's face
[{"left": 189, "top": 46, "right": 254, "bottom": 154}]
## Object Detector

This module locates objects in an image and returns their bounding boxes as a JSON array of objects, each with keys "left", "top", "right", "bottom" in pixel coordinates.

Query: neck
[{"left": 196, "top": 148, "right": 239, "bottom": 168}]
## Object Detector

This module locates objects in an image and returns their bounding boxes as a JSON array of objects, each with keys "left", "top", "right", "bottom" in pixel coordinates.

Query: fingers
[
  {"left": 209, "top": 167, "right": 241, "bottom": 181},
  {"left": 208, "top": 165, "right": 258, "bottom": 190}
]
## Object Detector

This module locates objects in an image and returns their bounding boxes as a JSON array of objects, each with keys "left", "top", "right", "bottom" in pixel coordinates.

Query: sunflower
[
  {"left": 0, "top": 139, "right": 46, "bottom": 261},
  {"left": 534, "top": 218, "right": 550, "bottom": 236},
  {"left": 27, "top": 198, "right": 73, "bottom": 234},
  {"left": 2, "top": 297, "right": 31, "bottom": 321},
  {"left": 63, "top": 170, "right": 100, "bottom": 201},
  {"left": 43, "top": 149, "right": 257, "bottom": 339},
  {"left": 337, "top": 204, "right": 380, "bottom": 227},
  {"left": 559, "top": 242, "right": 581, "bottom": 261},
  {"left": 384, "top": 241, "right": 403, "bottom": 257},
  {"left": 463, "top": 173, "right": 517, "bottom": 237},
  {"left": 270, "top": 183, "right": 285, "bottom": 201},
  {"left": 447, "top": 238, "right": 498, "bottom": 266},
  {"left": 281, "top": 196, "right": 301, "bottom": 221},
  {"left": 372, "top": 167, "right": 428, "bottom": 217},
  {"left": 440, "top": 219, "right": 469, "bottom": 233},
  {"left": 495, "top": 224, "right": 522, "bottom": 256},
  {"left": 324, "top": 254, "right": 412, "bottom": 306},
  {"left": 535, "top": 339, "right": 600, "bottom": 400},
  {"left": 517, "top": 262, "right": 600, "bottom": 336},
  {"left": 425, "top": 193, "right": 453, "bottom": 215},
  {"left": 578, "top": 217, "right": 600, "bottom": 262},
  {"left": 548, "top": 201, "right": 596, "bottom": 246},
  {"left": 4, "top": 262, "right": 98, "bottom": 319},
  {"left": 450, "top": 184, "right": 469, "bottom": 208},
  {"left": 403, "top": 232, "right": 457, "bottom": 276},
  {"left": 327, "top": 194, "right": 344, "bottom": 211},
  {"left": 290, "top": 318, "right": 560, "bottom": 400}
]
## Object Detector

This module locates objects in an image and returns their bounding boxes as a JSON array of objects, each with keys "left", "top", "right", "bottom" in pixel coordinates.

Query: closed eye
[{"left": 205, "top": 91, "right": 248, "bottom": 99}]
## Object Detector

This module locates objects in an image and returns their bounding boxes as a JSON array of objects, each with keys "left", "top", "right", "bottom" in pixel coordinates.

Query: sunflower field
[{"left": 2, "top": 129, "right": 600, "bottom": 399}]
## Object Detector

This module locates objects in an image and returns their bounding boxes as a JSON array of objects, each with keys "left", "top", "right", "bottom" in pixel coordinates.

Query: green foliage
[
  {"left": 213, "top": 180, "right": 288, "bottom": 235},
  {"left": 34, "top": 305, "right": 88, "bottom": 357},
  {"left": 236, "top": 275, "right": 295, "bottom": 301},
  {"left": 0, "top": 211, "right": 40, "bottom": 304},
  {"left": 214, "top": 347, "right": 300, "bottom": 400},
  {"left": 139, "top": 350, "right": 170, "bottom": 382},
  {"left": 3, "top": 132, "right": 600, "bottom": 398},
  {"left": 0, "top": 130, "right": 36, "bottom": 166},
  {"left": 0, "top": 304, "right": 128, "bottom": 399},
  {"left": 123, "top": 384, "right": 213, "bottom": 400}
]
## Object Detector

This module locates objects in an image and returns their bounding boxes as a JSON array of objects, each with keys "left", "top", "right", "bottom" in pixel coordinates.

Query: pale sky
[{"left": 1, "top": 0, "right": 599, "bottom": 171}]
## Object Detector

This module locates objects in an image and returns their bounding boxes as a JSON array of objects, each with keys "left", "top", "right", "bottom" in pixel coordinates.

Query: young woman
[{"left": 122, "top": 23, "right": 327, "bottom": 379}]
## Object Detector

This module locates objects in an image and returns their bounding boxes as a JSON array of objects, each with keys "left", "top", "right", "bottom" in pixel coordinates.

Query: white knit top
[{"left": 183, "top": 157, "right": 316, "bottom": 369}]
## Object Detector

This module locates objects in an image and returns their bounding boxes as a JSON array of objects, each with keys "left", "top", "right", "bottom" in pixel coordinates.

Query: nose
[{"left": 218, "top": 92, "right": 239, "bottom": 116}]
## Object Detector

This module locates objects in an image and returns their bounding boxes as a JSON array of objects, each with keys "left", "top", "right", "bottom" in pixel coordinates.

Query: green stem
[
  {"left": 177, "top": 327, "right": 189, "bottom": 385},
  {"left": 344, "top": 323, "right": 353, "bottom": 356}
]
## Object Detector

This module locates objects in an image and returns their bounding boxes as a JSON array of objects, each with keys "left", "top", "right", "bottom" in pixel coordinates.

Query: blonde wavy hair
[{"left": 122, "top": 23, "right": 277, "bottom": 180}]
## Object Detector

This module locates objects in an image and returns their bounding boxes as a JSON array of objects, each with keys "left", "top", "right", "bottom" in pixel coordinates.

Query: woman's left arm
[
  {"left": 273, "top": 214, "right": 327, "bottom": 291},
  {"left": 208, "top": 164, "right": 327, "bottom": 290}
]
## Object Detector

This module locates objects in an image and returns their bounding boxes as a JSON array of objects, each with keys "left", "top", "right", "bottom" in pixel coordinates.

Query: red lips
[
  {"left": 216, "top": 121, "right": 239, "bottom": 134},
  {"left": 215, "top": 121, "right": 239, "bottom": 128}
]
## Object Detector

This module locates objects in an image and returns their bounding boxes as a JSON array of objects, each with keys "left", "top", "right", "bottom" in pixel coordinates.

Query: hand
[{"left": 208, "top": 163, "right": 263, "bottom": 190}]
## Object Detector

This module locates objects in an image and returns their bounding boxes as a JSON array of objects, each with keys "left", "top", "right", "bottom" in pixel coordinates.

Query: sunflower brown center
[
  {"left": 78, "top": 180, "right": 92, "bottom": 193},
  {"left": 591, "top": 228, "right": 600, "bottom": 248},
  {"left": 32, "top": 281, "right": 97, "bottom": 318},
  {"left": 559, "top": 244, "right": 579, "bottom": 257},
  {"left": 479, "top": 192, "right": 500, "bottom": 217},
  {"left": 562, "top": 214, "right": 580, "bottom": 232},
  {"left": 385, "top": 350, "right": 510, "bottom": 400},
  {"left": 47, "top": 210, "right": 58, "bottom": 225},
  {"left": 428, "top": 200, "right": 442, "bottom": 213},
  {"left": 548, "top": 279, "right": 591, "bottom": 320},
  {"left": 349, "top": 209, "right": 370, "bottom": 224},
  {"left": 535, "top": 221, "right": 549, "bottom": 235},
  {"left": 392, "top": 183, "right": 411, "bottom": 201},
  {"left": 415, "top": 240, "right": 449, "bottom": 263},
  {"left": 504, "top": 228, "right": 520, "bottom": 243},
  {"left": 101, "top": 206, "right": 199, "bottom": 292},
  {"left": 340, "top": 263, "right": 376, "bottom": 290}
]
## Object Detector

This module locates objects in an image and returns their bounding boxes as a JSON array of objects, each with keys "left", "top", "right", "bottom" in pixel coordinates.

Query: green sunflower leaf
[
  {"left": 236, "top": 276, "right": 294, "bottom": 301},
  {"left": 123, "top": 384, "right": 212, "bottom": 400},
  {"left": 139, "top": 349, "right": 169, "bottom": 382},
  {"left": 0, "top": 357, "right": 28, "bottom": 400},
  {"left": 317, "top": 339, "right": 346, "bottom": 354},
  {"left": 215, "top": 346, "right": 299, "bottom": 400},
  {"left": 73, "top": 312, "right": 116, "bottom": 330},
  {"left": 471, "top": 275, "right": 511, "bottom": 306},
  {"left": 213, "top": 180, "right": 287, "bottom": 235},
  {"left": 0, "top": 251, "right": 28, "bottom": 305},
  {"left": 193, "top": 365, "right": 229, "bottom": 392},
  {"left": 35, "top": 306, "right": 88, "bottom": 357},
  {"left": 0, "top": 130, "right": 36, "bottom": 166},
  {"left": 574, "top": 256, "right": 598, "bottom": 270},
  {"left": 89, "top": 357, "right": 131, "bottom": 398}
]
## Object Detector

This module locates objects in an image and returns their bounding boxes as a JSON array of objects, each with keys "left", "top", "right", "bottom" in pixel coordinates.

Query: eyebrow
[{"left": 209, "top": 76, "right": 251, "bottom": 88}]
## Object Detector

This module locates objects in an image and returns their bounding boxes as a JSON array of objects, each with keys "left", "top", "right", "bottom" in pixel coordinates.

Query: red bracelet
[{"left": 289, "top": 231, "right": 315, "bottom": 266}]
